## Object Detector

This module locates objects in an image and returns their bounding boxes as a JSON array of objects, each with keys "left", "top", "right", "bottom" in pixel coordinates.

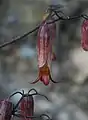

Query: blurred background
[{"left": 0, "top": 0, "right": 88, "bottom": 120}]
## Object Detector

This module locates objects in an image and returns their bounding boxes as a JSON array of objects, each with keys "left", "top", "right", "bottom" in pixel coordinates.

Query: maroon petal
[{"left": 29, "top": 78, "right": 39, "bottom": 84}]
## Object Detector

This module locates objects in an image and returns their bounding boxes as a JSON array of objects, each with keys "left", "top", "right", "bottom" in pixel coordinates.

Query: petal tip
[{"left": 29, "top": 79, "right": 39, "bottom": 84}]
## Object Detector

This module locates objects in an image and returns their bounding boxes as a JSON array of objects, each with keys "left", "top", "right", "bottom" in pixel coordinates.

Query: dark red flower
[
  {"left": 0, "top": 99, "right": 12, "bottom": 120},
  {"left": 81, "top": 20, "right": 88, "bottom": 51},
  {"left": 30, "top": 13, "right": 59, "bottom": 85},
  {"left": 19, "top": 96, "right": 34, "bottom": 120}
]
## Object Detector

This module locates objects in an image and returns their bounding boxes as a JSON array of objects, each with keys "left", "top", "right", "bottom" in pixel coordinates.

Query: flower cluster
[{"left": 0, "top": 89, "right": 51, "bottom": 120}]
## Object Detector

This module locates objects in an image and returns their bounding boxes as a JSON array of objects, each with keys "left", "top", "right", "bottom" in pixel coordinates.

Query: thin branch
[
  {"left": 0, "top": 10, "right": 87, "bottom": 48},
  {"left": 0, "top": 25, "right": 39, "bottom": 48},
  {"left": 0, "top": 12, "right": 52, "bottom": 48},
  {"left": 14, "top": 113, "right": 52, "bottom": 120}
]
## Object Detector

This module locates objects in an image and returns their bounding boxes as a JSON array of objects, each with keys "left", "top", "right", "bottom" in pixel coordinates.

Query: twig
[{"left": 0, "top": 8, "right": 88, "bottom": 49}]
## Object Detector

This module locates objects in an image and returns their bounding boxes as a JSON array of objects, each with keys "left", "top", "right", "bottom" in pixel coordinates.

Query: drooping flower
[
  {"left": 30, "top": 14, "right": 58, "bottom": 86},
  {"left": 81, "top": 20, "right": 88, "bottom": 51},
  {"left": 19, "top": 96, "right": 34, "bottom": 120},
  {"left": 0, "top": 99, "right": 12, "bottom": 120}
]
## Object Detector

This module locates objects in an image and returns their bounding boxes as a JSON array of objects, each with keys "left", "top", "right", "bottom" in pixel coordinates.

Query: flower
[
  {"left": 31, "top": 63, "right": 51, "bottom": 85},
  {"left": 81, "top": 20, "right": 88, "bottom": 51},
  {"left": 19, "top": 96, "right": 34, "bottom": 120},
  {"left": 30, "top": 13, "right": 59, "bottom": 85}
]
